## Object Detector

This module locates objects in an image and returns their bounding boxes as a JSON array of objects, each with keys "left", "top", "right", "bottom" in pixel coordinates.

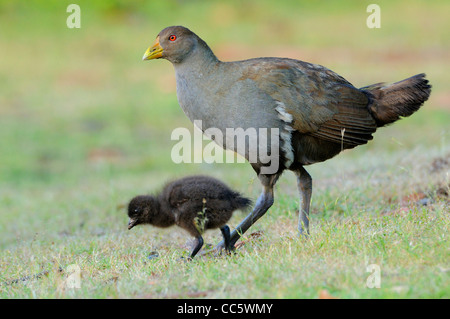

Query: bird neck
[
  {"left": 171, "top": 38, "right": 226, "bottom": 131},
  {"left": 174, "top": 39, "right": 220, "bottom": 77}
]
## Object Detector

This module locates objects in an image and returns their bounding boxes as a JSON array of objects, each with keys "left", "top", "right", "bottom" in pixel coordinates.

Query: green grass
[{"left": 0, "top": 0, "right": 449, "bottom": 298}]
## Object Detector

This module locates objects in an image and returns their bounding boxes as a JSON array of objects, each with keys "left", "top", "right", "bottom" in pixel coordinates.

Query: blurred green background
[
  {"left": 0, "top": 0, "right": 448, "bottom": 298},
  {"left": 1, "top": 0, "right": 448, "bottom": 184}
]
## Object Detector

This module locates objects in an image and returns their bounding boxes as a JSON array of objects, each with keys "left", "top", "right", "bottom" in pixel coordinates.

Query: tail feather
[
  {"left": 231, "top": 193, "right": 253, "bottom": 211},
  {"left": 362, "top": 73, "right": 431, "bottom": 127}
]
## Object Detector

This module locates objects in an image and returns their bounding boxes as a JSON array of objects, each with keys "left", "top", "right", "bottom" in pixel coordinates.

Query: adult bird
[{"left": 142, "top": 26, "right": 431, "bottom": 248}]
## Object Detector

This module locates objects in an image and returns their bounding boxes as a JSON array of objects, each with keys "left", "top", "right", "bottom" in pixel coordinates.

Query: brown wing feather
[{"left": 241, "top": 58, "right": 377, "bottom": 149}]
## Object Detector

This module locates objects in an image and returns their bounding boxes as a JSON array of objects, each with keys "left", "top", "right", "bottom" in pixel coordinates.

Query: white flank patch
[
  {"left": 275, "top": 101, "right": 294, "bottom": 123},
  {"left": 275, "top": 101, "right": 295, "bottom": 168}
]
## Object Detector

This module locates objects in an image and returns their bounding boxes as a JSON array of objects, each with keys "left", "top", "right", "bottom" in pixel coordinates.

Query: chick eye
[{"left": 168, "top": 35, "right": 177, "bottom": 41}]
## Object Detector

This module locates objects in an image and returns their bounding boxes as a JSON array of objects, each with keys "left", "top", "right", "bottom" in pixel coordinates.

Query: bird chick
[{"left": 127, "top": 175, "right": 252, "bottom": 259}]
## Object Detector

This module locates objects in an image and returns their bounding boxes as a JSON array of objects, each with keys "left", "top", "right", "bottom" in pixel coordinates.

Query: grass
[{"left": 0, "top": 0, "right": 449, "bottom": 298}]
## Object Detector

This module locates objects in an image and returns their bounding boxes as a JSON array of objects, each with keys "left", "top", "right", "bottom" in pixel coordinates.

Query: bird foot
[{"left": 298, "top": 228, "right": 310, "bottom": 240}]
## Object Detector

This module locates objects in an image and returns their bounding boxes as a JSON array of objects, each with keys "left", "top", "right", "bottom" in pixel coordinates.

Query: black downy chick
[{"left": 127, "top": 175, "right": 252, "bottom": 259}]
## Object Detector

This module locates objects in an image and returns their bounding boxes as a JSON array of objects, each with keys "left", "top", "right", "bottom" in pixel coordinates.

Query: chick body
[{"left": 128, "top": 175, "right": 251, "bottom": 258}]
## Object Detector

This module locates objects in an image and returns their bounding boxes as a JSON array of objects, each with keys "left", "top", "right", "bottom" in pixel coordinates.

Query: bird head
[
  {"left": 142, "top": 26, "right": 213, "bottom": 64},
  {"left": 127, "top": 195, "right": 155, "bottom": 230}
]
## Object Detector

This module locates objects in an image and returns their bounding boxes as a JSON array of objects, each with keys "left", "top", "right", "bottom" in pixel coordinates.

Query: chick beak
[
  {"left": 142, "top": 36, "right": 163, "bottom": 61},
  {"left": 128, "top": 218, "right": 138, "bottom": 230}
]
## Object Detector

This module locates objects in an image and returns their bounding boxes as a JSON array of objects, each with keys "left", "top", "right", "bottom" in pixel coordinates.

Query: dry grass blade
[{"left": 234, "top": 230, "right": 264, "bottom": 250}]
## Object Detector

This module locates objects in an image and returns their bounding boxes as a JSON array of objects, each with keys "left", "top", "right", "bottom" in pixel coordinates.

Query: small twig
[
  {"left": 2, "top": 265, "right": 64, "bottom": 287},
  {"left": 234, "top": 230, "right": 264, "bottom": 250},
  {"left": 2, "top": 270, "right": 50, "bottom": 286}
]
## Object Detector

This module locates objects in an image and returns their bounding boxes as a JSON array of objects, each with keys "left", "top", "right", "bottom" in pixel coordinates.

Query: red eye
[{"left": 169, "top": 35, "right": 177, "bottom": 41}]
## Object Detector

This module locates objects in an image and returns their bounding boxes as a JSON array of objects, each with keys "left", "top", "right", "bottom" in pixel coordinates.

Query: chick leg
[
  {"left": 190, "top": 235, "right": 204, "bottom": 259},
  {"left": 220, "top": 225, "right": 232, "bottom": 252}
]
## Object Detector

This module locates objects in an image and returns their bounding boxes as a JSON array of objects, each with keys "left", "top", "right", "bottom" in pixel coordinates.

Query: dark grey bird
[
  {"left": 142, "top": 26, "right": 431, "bottom": 249},
  {"left": 127, "top": 175, "right": 251, "bottom": 259}
]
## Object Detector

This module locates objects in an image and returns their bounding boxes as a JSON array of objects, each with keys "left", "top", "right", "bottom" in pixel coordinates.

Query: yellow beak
[{"left": 142, "top": 36, "right": 163, "bottom": 61}]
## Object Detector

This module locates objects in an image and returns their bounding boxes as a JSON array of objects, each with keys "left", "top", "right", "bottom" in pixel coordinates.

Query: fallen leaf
[{"left": 319, "top": 289, "right": 339, "bottom": 299}]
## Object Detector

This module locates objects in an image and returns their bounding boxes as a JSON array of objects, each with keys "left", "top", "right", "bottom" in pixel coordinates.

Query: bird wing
[
  {"left": 166, "top": 177, "right": 223, "bottom": 208},
  {"left": 240, "top": 58, "right": 377, "bottom": 148},
  {"left": 166, "top": 184, "right": 190, "bottom": 208}
]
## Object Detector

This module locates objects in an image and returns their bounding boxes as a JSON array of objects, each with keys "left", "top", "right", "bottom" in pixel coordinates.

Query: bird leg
[
  {"left": 214, "top": 173, "right": 280, "bottom": 253},
  {"left": 294, "top": 166, "right": 312, "bottom": 237},
  {"left": 229, "top": 186, "right": 273, "bottom": 247},
  {"left": 189, "top": 235, "right": 204, "bottom": 259}
]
